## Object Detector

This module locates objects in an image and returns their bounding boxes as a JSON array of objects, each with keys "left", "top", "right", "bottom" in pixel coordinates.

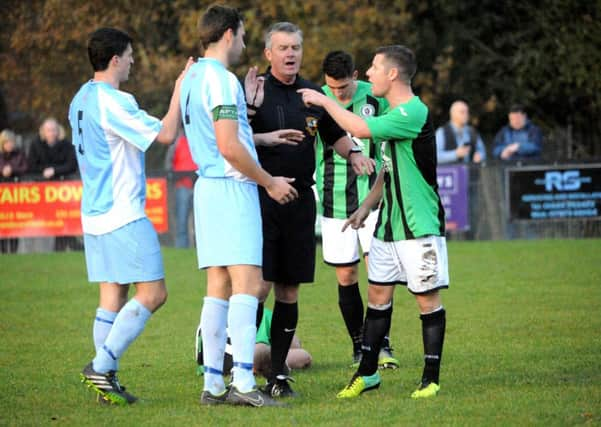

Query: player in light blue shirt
[
  {"left": 69, "top": 27, "right": 192, "bottom": 405},
  {"left": 182, "top": 5, "right": 298, "bottom": 407}
]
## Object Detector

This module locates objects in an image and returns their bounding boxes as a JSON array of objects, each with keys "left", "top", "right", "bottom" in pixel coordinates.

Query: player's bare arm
[
  {"left": 298, "top": 88, "right": 371, "bottom": 138},
  {"left": 331, "top": 135, "right": 376, "bottom": 176},
  {"left": 342, "top": 169, "right": 384, "bottom": 231},
  {"left": 253, "top": 129, "right": 304, "bottom": 147},
  {"left": 156, "top": 57, "right": 195, "bottom": 144},
  {"left": 214, "top": 118, "right": 298, "bottom": 204}
]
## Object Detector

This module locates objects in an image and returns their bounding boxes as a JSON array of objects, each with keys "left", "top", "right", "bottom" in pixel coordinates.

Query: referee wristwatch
[{"left": 348, "top": 146, "right": 363, "bottom": 157}]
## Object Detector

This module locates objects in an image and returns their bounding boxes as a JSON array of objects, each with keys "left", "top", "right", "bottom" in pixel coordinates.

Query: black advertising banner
[{"left": 506, "top": 164, "right": 601, "bottom": 221}]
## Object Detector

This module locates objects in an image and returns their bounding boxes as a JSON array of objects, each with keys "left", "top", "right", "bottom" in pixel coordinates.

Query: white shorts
[
  {"left": 320, "top": 210, "right": 379, "bottom": 265},
  {"left": 367, "top": 235, "right": 449, "bottom": 294}
]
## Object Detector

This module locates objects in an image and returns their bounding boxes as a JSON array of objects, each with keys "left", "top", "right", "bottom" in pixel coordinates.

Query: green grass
[{"left": 1, "top": 240, "right": 600, "bottom": 426}]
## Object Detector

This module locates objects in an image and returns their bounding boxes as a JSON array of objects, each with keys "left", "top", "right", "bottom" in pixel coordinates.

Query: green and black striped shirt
[
  {"left": 365, "top": 96, "right": 445, "bottom": 241},
  {"left": 315, "top": 81, "right": 387, "bottom": 219}
]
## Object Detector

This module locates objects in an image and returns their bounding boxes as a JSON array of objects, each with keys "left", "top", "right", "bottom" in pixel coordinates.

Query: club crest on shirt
[
  {"left": 305, "top": 116, "right": 318, "bottom": 136},
  {"left": 360, "top": 103, "right": 376, "bottom": 118}
]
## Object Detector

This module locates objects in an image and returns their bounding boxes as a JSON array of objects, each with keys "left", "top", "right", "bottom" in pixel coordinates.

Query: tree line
[{"left": 1, "top": 0, "right": 599, "bottom": 169}]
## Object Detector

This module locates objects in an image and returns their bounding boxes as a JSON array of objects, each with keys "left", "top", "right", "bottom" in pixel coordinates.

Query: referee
[{"left": 246, "top": 22, "right": 375, "bottom": 398}]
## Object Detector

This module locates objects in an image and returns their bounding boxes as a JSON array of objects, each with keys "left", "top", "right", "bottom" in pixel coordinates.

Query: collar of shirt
[{"left": 265, "top": 67, "right": 303, "bottom": 89}]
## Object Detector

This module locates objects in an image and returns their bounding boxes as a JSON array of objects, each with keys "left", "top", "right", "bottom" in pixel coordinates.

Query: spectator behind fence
[
  {"left": 28, "top": 117, "right": 81, "bottom": 251},
  {"left": 28, "top": 118, "right": 78, "bottom": 180},
  {"left": 165, "top": 133, "right": 197, "bottom": 248},
  {"left": 435, "top": 100, "right": 486, "bottom": 164},
  {"left": 1, "top": 129, "right": 27, "bottom": 253},
  {"left": 1, "top": 129, "right": 27, "bottom": 181},
  {"left": 493, "top": 104, "right": 542, "bottom": 162}
]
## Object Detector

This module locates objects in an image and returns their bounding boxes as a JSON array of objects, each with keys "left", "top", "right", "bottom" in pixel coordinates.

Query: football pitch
[{"left": 1, "top": 239, "right": 600, "bottom": 426}]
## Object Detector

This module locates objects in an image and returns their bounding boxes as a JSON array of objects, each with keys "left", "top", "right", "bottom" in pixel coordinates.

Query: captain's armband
[{"left": 212, "top": 105, "right": 238, "bottom": 121}]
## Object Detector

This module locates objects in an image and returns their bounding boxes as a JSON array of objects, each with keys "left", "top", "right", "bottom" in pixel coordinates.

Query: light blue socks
[
  {"left": 93, "top": 307, "right": 117, "bottom": 352},
  {"left": 93, "top": 299, "right": 151, "bottom": 373},
  {"left": 200, "top": 297, "right": 229, "bottom": 395},
  {"left": 228, "top": 294, "right": 258, "bottom": 393}
]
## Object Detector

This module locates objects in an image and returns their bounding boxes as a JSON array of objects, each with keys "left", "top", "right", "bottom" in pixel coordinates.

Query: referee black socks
[{"left": 270, "top": 300, "right": 298, "bottom": 378}]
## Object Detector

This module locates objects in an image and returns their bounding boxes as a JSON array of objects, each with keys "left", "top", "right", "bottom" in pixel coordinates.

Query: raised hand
[
  {"left": 175, "top": 57, "right": 195, "bottom": 89},
  {"left": 297, "top": 88, "right": 327, "bottom": 107},
  {"left": 245, "top": 66, "right": 265, "bottom": 108}
]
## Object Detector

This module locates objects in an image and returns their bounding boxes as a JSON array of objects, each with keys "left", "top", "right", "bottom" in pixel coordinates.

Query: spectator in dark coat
[{"left": 493, "top": 104, "right": 542, "bottom": 162}]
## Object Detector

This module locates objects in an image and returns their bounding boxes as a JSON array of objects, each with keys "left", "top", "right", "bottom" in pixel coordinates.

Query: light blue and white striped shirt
[
  {"left": 68, "top": 80, "right": 162, "bottom": 235},
  {"left": 180, "top": 57, "right": 258, "bottom": 182}
]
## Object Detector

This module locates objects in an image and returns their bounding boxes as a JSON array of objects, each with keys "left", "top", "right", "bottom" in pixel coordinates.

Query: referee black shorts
[{"left": 259, "top": 186, "right": 316, "bottom": 284}]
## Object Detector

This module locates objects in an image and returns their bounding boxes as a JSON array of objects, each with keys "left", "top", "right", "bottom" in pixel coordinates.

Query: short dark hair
[
  {"left": 509, "top": 104, "right": 526, "bottom": 114},
  {"left": 198, "top": 4, "right": 243, "bottom": 49},
  {"left": 375, "top": 45, "right": 416, "bottom": 84},
  {"left": 322, "top": 50, "right": 354, "bottom": 79},
  {"left": 87, "top": 28, "right": 132, "bottom": 72}
]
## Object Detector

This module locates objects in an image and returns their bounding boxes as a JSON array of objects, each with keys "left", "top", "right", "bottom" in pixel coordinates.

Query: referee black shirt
[{"left": 249, "top": 68, "right": 346, "bottom": 190}]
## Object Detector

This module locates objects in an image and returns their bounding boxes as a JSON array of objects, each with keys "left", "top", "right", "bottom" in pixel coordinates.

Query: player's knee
[
  {"left": 138, "top": 286, "right": 168, "bottom": 312},
  {"left": 274, "top": 283, "right": 299, "bottom": 303},
  {"left": 257, "top": 281, "right": 272, "bottom": 302},
  {"left": 117, "top": 294, "right": 128, "bottom": 309},
  {"left": 367, "top": 286, "right": 393, "bottom": 306},
  {"left": 154, "top": 287, "right": 168, "bottom": 310},
  {"left": 336, "top": 266, "right": 358, "bottom": 285},
  {"left": 415, "top": 291, "right": 441, "bottom": 314}
]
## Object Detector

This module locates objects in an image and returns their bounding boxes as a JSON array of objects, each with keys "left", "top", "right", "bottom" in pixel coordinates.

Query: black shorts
[{"left": 259, "top": 187, "right": 316, "bottom": 284}]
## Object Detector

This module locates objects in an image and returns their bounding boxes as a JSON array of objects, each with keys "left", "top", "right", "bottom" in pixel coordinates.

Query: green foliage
[
  {"left": 1, "top": 0, "right": 600, "bottom": 160},
  {"left": 417, "top": 0, "right": 601, "bottom": 155},
  {"left": 1, "top": 240, "right": 600, "bottom": 425}
]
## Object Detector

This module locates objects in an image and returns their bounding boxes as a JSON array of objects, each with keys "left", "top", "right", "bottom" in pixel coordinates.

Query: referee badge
[
  {"left": 305, "top": 116, "right": 318, "bottom": 136},
  {"left": 360, "top": 104, "right": 376, "bottom": 118}
]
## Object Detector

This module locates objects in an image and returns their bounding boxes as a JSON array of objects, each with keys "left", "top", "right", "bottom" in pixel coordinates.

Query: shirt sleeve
[
  {"left": 365, "top": 106, "right": 422, "bottom": 142},
  {"left": 207, "top": 72, "right": 241, "bottom": 112},
  {"left": 102, "top": 90, "right": 162, "bottom": 152},
  {"left": 317, "top": 108, "right": 346, "bottom": 145}
]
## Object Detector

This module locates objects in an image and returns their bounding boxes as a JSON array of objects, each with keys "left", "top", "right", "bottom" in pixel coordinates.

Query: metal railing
[{"left": 4, "top": 163, "right": 601, "bottom": 254}]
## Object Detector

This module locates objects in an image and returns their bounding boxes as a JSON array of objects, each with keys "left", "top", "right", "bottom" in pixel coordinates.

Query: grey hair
[{"left": 264, "top": 22, "right": 303, "bottom": 49}]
